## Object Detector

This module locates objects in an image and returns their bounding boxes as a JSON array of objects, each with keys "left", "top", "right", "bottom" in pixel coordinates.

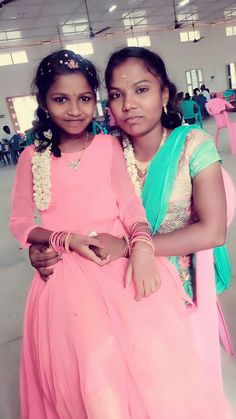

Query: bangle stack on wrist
[
  {"left": 122, "top": 221, "right": 154, "bottom": 257},
  {"left": 49, "top": 231, "right": 73, "bottom": 253}
]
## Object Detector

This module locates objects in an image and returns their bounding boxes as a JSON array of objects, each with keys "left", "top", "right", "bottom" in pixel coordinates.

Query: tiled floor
[{"left": 0, "top": 118, "right": 235, "bottom": 418}]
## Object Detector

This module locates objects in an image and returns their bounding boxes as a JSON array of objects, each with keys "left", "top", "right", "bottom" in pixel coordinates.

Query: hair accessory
[
  {"left": 64, "top": 59, "right": 79, "bottom": 69},
  {"left": 43, "top": 129, "right": 52, "bottom": 140}
]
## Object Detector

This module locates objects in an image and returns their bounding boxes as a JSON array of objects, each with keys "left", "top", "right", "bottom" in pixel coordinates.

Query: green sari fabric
[{"left": 141, "top": 124, "right": 232, "bottom": 295}]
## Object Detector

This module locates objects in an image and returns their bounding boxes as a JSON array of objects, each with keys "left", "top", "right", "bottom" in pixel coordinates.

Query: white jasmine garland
[
  {"left": 122, "top": 137, "right": 141, "bottom": 196},
  {"left": 122, "top": 128, "right": 167, "bottom": 197},
  {"left": 32, "top": 142, "right": 52, "bottom": 211}
]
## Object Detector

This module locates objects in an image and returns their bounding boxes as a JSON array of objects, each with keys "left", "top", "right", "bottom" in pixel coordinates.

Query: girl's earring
[
  {"left": 163, "top": 104, "right": 168, "bottom": 115},
  {"left": 45, "top": 110, "right": 50, "bottom": 119}
]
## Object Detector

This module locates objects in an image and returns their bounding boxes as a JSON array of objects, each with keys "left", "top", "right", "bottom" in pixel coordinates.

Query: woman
[{"left": 26, "top": 48, "right": 232, "bottom": 417}]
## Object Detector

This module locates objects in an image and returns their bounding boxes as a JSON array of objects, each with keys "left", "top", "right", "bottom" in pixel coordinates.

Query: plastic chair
[
  {"left": 181, "top": 100, "right": 203, "bottom": 128},
  {"left": 223, "top": 89, "right": 236, "bottom": 102},
  {"left": 206, "top": 98, "right": 236, "bottom": 153},
  {"left": 187, "top": 168, "right": 235, "bottom": 387}
]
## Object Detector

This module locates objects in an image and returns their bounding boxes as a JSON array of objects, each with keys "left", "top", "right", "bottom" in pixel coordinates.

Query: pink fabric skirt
[{"left": 20, "top": 254, "right": 232, "bottom": 419}]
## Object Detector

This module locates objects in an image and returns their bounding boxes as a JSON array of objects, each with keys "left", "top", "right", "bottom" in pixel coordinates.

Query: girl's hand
[
  {"left": 69, "top": 233, "right": 110, "bottom": 265},
  {"left": 91, "top": 233, "right": 126, "bottom": 261},
  {"left": 29, "top": 244, "right": 61, "bottom": 281},
  {"left": 125, "top": 243, "right": 161, "bottom": 301}
]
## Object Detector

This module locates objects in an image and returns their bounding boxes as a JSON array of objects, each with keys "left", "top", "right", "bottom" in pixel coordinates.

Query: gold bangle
[{"left": 132, "top": 248, "right": 154, "bottom": 254}]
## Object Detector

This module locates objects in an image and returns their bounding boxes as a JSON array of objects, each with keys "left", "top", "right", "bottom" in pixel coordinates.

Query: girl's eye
[
  {"left": 109, "top": 92, "right": 122, "bottom": 100},
  {"left": 136, "top": 87, "right": 148, "bottom": 94},
  {"left": 54, "top": 97, "right": 66, "bottom": 103}
]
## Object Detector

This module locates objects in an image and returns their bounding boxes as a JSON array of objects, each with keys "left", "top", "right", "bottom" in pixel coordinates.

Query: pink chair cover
[
  {"left": 187, "top": 168, "right": 235, "bottom": 377},
  {"left": 206, "top": 98, "right": 236, "bottom": 153}
]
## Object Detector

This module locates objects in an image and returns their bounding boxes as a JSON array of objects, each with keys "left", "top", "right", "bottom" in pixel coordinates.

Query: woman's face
[
  {"left": 45, "top": 72, "right": 95, "bottom": 137},
  {"left": 108, "top": 58, "right": 169, "bottom": 138}
]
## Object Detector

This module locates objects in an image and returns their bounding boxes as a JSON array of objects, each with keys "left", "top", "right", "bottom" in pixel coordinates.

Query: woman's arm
[{"left": 152, "top": 161, "right": 227, "bottom": 256}]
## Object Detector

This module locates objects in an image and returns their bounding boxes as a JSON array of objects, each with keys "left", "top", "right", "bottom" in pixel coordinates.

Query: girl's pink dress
[{"left": 10, "top": 134, "right": 231, "bottom": 419}]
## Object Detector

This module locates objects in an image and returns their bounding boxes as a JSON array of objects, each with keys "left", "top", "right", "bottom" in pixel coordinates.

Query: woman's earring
[
  {"left": 163, "top": 104, "right": 168, "bottom": 114},
  {"left": 45, "top": 110, "right": 50, "bottom": 119}
]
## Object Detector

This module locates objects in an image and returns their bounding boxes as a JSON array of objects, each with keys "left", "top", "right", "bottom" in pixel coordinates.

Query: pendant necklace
[
  {"left": 135, "top": 128, "right": 168, "bottom": 182},
  {"left": 63, "top": 132, "right": 89, "bottom": 170}
]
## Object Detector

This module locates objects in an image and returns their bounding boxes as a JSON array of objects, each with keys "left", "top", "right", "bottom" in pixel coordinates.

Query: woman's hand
[
  {"left": 125, "top": 242, "right": 161, "bottom": 301},
  {"left": 91, "top": 233, "right": 126, "bottom": 262},
  {"left": 69, "top": 233, "right": 111, "bottom": 265}
]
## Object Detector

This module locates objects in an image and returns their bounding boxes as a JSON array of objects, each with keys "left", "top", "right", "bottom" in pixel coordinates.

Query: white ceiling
[{"left": 0, "top": 0, "right": 236, "bottom": 48}]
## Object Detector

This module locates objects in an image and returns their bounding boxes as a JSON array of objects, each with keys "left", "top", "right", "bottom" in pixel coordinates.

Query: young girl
[{"left": 10, "top": 49, "right": 232, "bottom": 418}]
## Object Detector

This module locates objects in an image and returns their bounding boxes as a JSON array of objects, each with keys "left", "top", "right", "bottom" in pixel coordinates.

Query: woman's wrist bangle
[
  {"left": 122, "top": 234, "right": 131, "bottom": 257},
  {"left": 132, "top": 247, "right": 154, "bottom": 255}
]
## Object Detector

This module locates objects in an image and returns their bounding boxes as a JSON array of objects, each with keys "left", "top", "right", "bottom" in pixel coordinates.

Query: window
[
  {"left": 7, "top": 95, "right": 38, "bottom": 132},
  {"left": 226, "top": 63, "right": 236, "bottom": 89},
  {"left": 177, "top": 12, "right": 198, "bottom": 23},
  {"left": 12, "top": 51, "right": 28, "bottom": 64},
  {"left": 127, "top": 35, "right": 151, "bottom": 47},
  {"left": 122, "top": 10, "right": 147, "bottom": 28},
  {"left": 185, "top": 69, "right": 204, "bottom": 95},
  {"left": 0, "top": 53, "right": 12, "bottom": 66},
  {"left": 0, "top": 30, "right": 22, "bottom": 41},
  {"left": 95, "top": 91, "right": 104, "bottom": 117},
  {"left": 0, "top": 50, "right": 28, "bottom": 66},
  {"left": 226, "top": 26, "right": 236, "bottom": 36},
  {"left": 180, "top": 30, "right": 200, "bottom": 42},
  {"left": 65, "top": 42, "right": 94, "bottom": 55},
  {"left": 62, "top": 19, "right": 88, "bottom": 35},
  {"left": 224, "top": 9, "right": 236, "bottom": 18}
]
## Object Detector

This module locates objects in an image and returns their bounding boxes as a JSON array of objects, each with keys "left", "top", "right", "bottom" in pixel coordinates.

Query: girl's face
[
  {"left": 46, "top": 72, "right": 95, "bottom": 136},
  {"left": 108, "top": 58, "right": 169, "bottom": 138}
]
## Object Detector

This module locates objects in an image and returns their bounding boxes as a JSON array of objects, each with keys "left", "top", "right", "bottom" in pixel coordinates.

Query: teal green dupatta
[{"left": 142, "top": 124, "right": 232, "bottom": 294}]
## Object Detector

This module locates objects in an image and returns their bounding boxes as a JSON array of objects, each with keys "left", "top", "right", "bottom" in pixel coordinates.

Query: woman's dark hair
[
  {"left": 32, "top": 49, "right": 100, "bottom": 156},
  {"left": 105, "top": 47, "right": 182, "bottom": 130}
]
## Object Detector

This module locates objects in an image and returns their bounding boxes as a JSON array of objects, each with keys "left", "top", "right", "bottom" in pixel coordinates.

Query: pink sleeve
[
  {"left": 110, "top": 136, "right": 147, "bottom": 229},
  {"left": 9, "top": 146, "right": 39, "bottom": 247}
]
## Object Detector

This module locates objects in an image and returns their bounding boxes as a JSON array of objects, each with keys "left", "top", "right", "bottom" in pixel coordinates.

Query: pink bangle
[
  {"left": 122, "top": 234, "right": 131, "bottom": 257},
  {"left": 49, "top": 231, "right": 73, "bottom": 253}
]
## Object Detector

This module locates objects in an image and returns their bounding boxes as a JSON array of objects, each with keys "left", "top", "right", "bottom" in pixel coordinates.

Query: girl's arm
[
  {"left": 9, "top": 147, "right": 108, "bottom": 265},
  {"left": 9, "top": 146, "right": 42, "bottom": 247}
]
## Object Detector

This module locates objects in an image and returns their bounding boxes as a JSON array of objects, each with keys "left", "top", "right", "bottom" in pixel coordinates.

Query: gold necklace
[
  {"left": 135, "top": 128, "right": 168, "bottom": 179},
  {"left": 64, "top": 132, "right": 89, "bottom": 170}
]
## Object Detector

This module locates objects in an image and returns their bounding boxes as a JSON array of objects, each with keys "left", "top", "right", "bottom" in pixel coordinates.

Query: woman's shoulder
[{"left": 184, "top": 127, "right": 215, "bottom": 158}]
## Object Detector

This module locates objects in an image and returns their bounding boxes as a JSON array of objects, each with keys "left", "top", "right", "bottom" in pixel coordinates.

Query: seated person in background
[
  {"left": 192, "top": 88, "right": 209, "bottom": 119},
  {"left": 200, "top": 84, "right": 211, "bottom": 101},
  {"left": 184, "top": 92, "right": 191, "bottom": 100},
  {"left": 9, "top": 132, "right": 22, "bottom": 165},
  {"left": 192, "top": 88, "right": 200, "bottom": 102}
]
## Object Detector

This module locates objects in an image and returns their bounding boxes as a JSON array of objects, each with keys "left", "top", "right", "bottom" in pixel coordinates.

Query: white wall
[{"left": 0, "top": 24, "right": 235, "bottom": 130}]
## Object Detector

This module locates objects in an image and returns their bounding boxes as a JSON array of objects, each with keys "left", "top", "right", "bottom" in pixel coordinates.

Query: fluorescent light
[
  {"left": 178, "top": 0, "right": 190, "bottom": 6},
  {"left": 109, "top": 4, "right": 117, "bottom": 12}
]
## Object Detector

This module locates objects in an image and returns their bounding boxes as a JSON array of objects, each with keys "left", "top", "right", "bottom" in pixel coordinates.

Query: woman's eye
[
  {"left": 54, "top": 97, "right": 66, "bottom": 103},
  {"left": 136, "top": 87, "right": 148, "bottom": 94},
  {"left": 109, "top": 92, "right": 122, "bottom": 100},
  {"left": 81, "top": 96, "right": 92, "bottom": 102}
]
